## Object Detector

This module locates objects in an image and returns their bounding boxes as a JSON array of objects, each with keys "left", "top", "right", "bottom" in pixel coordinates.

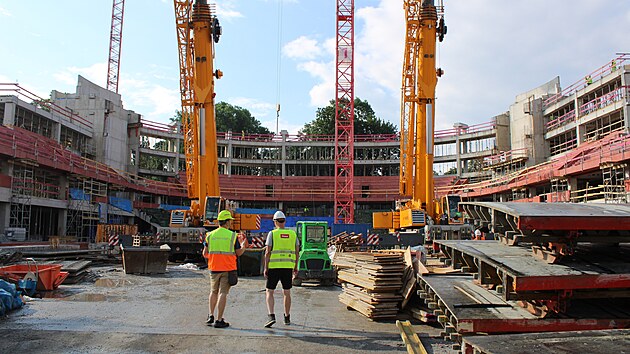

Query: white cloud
[
  {"left": 283, "top": 36, "right": 322, "bottom": 60},
  {"left": 120, "top": 78, "right": 180, "bottom": 119},
  {"left": 53, "top": 63, "right": 108, "bottom": 87},
  {"left": 216, "top": 2, "right": 243, "bottom": 21},
  {"left": 227, "top": 97, "right": 275, "bottom": 119},
  {"left": 284, "top": 0, "right": 627, "bottom": 132},
  {"left": 0, "top": 7, "right": 12, "bottom": 17}
]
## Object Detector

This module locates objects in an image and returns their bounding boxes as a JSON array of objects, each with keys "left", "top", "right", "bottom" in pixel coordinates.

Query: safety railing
[
  {"left": 546, "top": 109, "right": 576, "bottom": 131},
  {"left": 0, "top": 83, "right": 93, "bottom": 131},
  {"left": 437, "top": 131, "right": 630, "bottom": 197},
  {"left": 0, "top": 125, "right": 187, "bottom": 197},
  {"left": 141, "top": 119, "right": 179, "bottom": 134},
  {"left": 483, "top": 148, "right": 529, "bottom": 167},
  {"left": 543, "top": 54, "right": 629, "bottom": 109},
  {"left": 578, "top": 86, "right": 627, "bottom": 116},
  {"left": 434, "top": 121, "right": 496, "bottom": 139}
]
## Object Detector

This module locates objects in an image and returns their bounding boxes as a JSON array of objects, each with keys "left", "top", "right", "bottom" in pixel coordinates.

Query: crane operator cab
[{"left": 438, "top": 195, "right": 464, "bottom": 225}]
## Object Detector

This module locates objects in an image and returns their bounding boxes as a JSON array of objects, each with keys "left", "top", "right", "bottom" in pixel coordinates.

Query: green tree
[
  {"left": 215, "top": 102, "right": 271, "bottom": 134},
  {"left": 170, "top": 102, "right": 271, "bottom": 134},
  {"left": 300, "top": 98, "right": 397, "bottom": 136}
]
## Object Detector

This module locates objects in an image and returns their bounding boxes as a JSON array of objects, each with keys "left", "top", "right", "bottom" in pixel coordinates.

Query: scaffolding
[
  {"left": 9, "top": 163, "right": 34, "bottom": 239},
  {"left": 67, "top": 177, "right": 108, "bottom": 243},
  {"left": 601, "top": 163, "right": 627, "bottom": 203},
  {"left": 550, "top": 178, "right": 569, "bottom": 203}
]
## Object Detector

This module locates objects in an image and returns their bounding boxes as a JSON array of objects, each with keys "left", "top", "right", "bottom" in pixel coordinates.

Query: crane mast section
[
  {"left": 334, "top": 0, "right": 355, "bottom": 224},
  {"left": 174, "top": 0, "right": 199, "bottom": 200},
  {"left": 191, "top": 0, "right": 220, "bottom": 201},
  {"left": 413, "top": 2, "right": 438, "bottom": 217}
]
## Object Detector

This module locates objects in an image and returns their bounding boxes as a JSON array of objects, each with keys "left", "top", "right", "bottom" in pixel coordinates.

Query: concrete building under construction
[{"left": 0, "top": 55, "right": 628, "bottom": 242}]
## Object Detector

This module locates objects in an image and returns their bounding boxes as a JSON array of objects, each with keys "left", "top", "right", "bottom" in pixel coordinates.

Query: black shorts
[{"left": 266, "top": 268, "right": 293, "bottom": 290}]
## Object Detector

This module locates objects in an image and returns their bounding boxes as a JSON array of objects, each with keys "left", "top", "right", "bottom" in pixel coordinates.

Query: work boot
[
  {"left": 205, "top": 314, "right": 214, "bottom": 326},
  {"left": 265, "top": 314, "right": 276, "bottom": 328},
  {"left": 214, "top": 319, "right": 230, "bottom": 328},
  {"left": 284, "top": 314, "right": 290, "bottom": 325}
]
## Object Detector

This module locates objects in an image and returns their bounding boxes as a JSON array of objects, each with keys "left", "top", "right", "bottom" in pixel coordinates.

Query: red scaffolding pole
[
  {"left": 334, "top": 0, "right": 355, "bottom": 224},
  {"left": 106, "top": 0, "right": 125, "bottom": 93}
]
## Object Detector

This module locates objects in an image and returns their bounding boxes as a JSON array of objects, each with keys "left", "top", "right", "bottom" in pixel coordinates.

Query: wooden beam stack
[
  {"left": 328, "top": 232, "right": 363, "bottom": 252},
  {"left": 336, "top": 252, "right": 405, "bottom": 320}
]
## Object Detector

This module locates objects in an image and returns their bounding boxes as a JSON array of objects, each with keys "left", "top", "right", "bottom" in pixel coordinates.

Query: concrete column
[
  {"left": 2, "top": 100, "right": 16, "bottom": 126},
  {"left": 621, "top": 68, "right": 630, "bottom": 134},
  {"left": 455, "top": 135, "right": 462, "bottom": 175},
  {"left": 57, "top": 209, "right": 67, "bottom": 236},
  {"left": 574, "top": 95, "right": 584, "bottom": 147},
  {"left": 567, "top": 177, "right": 578, "bottom": 196},
  {"left": 281, "top": 130, "right": 288, "bottom": 178},
  {"left": 226, "top": 131, "right": 232, "bottom": 176}
]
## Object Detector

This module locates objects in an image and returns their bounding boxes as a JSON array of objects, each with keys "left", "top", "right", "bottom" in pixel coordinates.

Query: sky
[{"left": 1, "top": 0, "right": 628, "bottom": 134}]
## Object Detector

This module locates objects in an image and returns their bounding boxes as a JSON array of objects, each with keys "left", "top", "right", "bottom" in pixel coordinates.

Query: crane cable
[{"left": 275, "top": 0, "right": 283, "bottom": 134}]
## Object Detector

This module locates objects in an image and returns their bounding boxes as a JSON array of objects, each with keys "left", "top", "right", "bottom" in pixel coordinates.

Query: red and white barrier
[{"left": 367, "top": 233, "right": 379, "bottom": 246}]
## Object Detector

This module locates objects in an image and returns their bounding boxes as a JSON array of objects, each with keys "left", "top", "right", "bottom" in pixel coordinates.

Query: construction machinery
[
  {"left": 372, "top": 0, "right": 471, "bottom": 244},
  {"left": 292, "top": 221, "right": 335, "bottom": 286},
  {"left": 157, "top": 0, "right": 259, "bottom": 260}
]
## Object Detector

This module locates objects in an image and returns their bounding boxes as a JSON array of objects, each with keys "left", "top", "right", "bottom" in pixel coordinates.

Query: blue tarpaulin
[
  {"left": 235, "top": 208, "right": 276, "bottom": 216},
  {"left": 331, "top": 223, "right": 371, "bottom": 240},
  {"left": 69, "top": 188, "right": 90, "bottom": 201},
  {"left": 0, "top": 280, "right": 24, "bottom": 316},
  {"left": 109, "top": 197, "right": 133, "bottom": 213},
  {"left": 255, "top": 216, "right": 335, "bottom": 233}
]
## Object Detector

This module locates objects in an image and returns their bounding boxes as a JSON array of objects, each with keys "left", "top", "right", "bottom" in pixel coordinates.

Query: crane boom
[
  {"left": 173, "top": 0, "right": 221, "bottom": 223},
  {"left": 160, "top": 1, "right": 259, "bottom": 259}
]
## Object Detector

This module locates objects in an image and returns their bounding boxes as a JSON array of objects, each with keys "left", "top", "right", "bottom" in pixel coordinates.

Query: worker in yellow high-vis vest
[
  {"left": 202, "top": 210, "right": 248, "bottom": 328},
  {"left": 263, "top": 211, "right": 300, "bottom": 328}
]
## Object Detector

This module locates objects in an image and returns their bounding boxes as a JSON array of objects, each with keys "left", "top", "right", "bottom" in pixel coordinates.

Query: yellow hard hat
[{"left": 217, "top": 210, "right": 234, "bottom": 221}]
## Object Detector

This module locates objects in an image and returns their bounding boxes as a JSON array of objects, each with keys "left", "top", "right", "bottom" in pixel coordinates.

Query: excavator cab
[{"left": 438, "top": 195, "right": 463, "bottom": 225}]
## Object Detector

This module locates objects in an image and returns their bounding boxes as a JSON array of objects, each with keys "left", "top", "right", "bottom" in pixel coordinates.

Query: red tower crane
[
  {"left": 106, "top": 0, "right": 125, "bottom": 93},
  {"left": 334, "top": 0, "right": 355, "bottom": 224}
]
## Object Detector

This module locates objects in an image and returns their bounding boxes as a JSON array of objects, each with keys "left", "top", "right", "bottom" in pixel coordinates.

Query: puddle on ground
[
  {"left": 61, "top": 293, "right": 121, "bottom": 302},
  {"left": 39, "top": 289, "right": 81, "bottom": 299},
  {"left": 94, "top": 278, "right": 135, "bottom": 287}
]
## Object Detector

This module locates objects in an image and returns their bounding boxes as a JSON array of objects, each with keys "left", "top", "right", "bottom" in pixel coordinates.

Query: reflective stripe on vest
[
  {"left": 206, "top": 228, "right": 237, "bottom": 271},
  {"left": 269, "top": 229, "right": 297, "bottom": 269}
]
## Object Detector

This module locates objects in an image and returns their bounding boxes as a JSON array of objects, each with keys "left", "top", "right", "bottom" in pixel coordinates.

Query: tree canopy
[
  {"left": 215, "top": 102, "right": 271, "bottom": 134},
  {"left": 300, "top": 98, "right": 397, "bottom": 136},
  {"left": 170, "top": 102, "right": 271, "bottom": 135}
]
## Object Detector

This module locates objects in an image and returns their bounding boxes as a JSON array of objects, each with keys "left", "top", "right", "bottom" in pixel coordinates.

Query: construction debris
[
  {"left": 57, "top": 260, "right": 92, "bottom": 284},
  {"left": 0, "top": 251, "right": 22, "bottom": 265}
]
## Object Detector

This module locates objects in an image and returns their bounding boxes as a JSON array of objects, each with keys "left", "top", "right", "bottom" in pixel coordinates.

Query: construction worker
[
  {"left": 611, "top": 59, "right": 617, "bottom": 72},
  {"left": 202, "top": 210, "right": 248, "bottom": 328},
  {"left": 263, "top": 210, "right": 300, "bottom": 328},
  {"left": 585, "top": 75, "right": 593, "bottom": 85}
]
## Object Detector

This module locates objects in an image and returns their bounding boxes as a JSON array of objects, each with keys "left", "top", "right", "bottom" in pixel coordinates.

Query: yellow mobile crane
[
  {"left": 373, "top": 0, "right": 471, "bottom": 243},
  {"left": 157, "top": 0, "right": 259, "bottom": 259}
]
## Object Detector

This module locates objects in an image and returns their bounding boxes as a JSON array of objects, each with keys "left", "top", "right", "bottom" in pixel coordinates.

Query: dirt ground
[{"left": 0, "top": 264, "right": 457, "bottom": 354}]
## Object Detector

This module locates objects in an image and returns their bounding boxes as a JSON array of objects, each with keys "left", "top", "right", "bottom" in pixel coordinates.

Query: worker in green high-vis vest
[{"left": 263, "top": 211, "right": 300, "bottom": 328}]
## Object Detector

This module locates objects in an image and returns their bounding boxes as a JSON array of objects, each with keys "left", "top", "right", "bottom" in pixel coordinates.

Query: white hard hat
[{"left": 273, "top": 211, "right": 286, "bottom": 220}]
